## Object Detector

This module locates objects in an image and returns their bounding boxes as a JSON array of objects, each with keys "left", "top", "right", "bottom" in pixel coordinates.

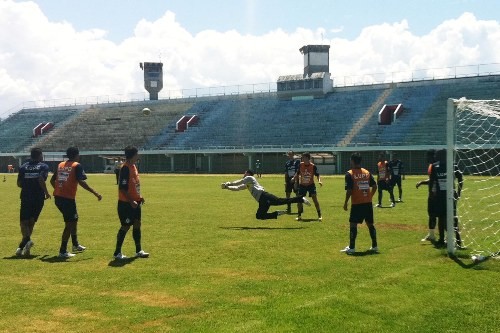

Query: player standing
[
  {"left": 341, "top": 153, "right": 378, "bottom": 254},
  {"left": 51, "top": 147, "right": 102, "bottom": 258},
  {"left": 416, "top": 149, "right": 437, "bottom": 242},
  {"left": 429, "top": 149, "right": 464, "bottom": 248},
  {"left": 15, "top": 148, "right": 51, "bottom": 256},
  {"left": 284, "top": 150, "right": 300, "bottom": 214},
  {"left": 114, "top": 146, "right": 149, "bottom": 259},
  {"left": 388, "top": 152, "right": 405, "bottom": 202},
  {"left": 294, "top": 152, "right": 323, "bottom": 221},
  {"left": 375, "top": 153, "right": 395, "bottom": 208}
]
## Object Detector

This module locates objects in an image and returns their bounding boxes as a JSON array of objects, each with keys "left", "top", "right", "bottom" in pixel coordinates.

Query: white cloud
[{"left": 1, "top": 1, "right": 499, "bottom": 117}]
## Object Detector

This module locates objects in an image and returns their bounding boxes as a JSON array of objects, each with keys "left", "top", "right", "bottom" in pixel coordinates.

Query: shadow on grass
[
  {"left": 220, "top": 226, "right": 305, "bottom": 231},
  {"left": 108, "top": 257, "right": 137, "bottom": 267},
  {"left": 3, "top": 254, "right": 40, "bottom": 260},
  {"left": 450, "top": 254, "right": 491, "bottom": 269},
  {"left": 38, "top": 254, "right": 93, "bottom": 263},
  {"left": 298, "top": 218, "right": 322, "bottom": 223},
  {"left": 348, "top": 250, "right": 380, "bottom": 257}
]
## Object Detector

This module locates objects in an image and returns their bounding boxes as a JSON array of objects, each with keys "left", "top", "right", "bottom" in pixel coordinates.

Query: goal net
[{"left": 447, "top": 98, "right": 500, "bottom": 258}]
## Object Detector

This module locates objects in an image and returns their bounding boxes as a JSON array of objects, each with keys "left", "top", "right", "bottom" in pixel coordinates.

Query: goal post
[
  {"left": 446, "top": 98, "right": 455, "bottom": 255},
  {"left": 447, "top": 97, "right": 500, "bottom": 258}
]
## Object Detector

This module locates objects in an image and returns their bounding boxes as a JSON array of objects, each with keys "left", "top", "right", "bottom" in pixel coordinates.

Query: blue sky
[
  {"left": 33, "top": 0, "right": 499, "bottom": 41},
  {"left": 1, "top": 0, "right": 500, "bottom": 116}
]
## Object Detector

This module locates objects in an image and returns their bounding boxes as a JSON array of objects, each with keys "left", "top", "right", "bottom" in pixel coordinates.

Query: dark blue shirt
[
  {"left": 285, "top": 159, "right": 300, "bottom": 178},
  {"left": 17, "top": 160, "right": 49, "bottom": 199}
]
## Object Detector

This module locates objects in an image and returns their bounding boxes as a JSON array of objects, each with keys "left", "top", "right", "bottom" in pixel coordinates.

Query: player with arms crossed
[
  {"left": 284, "top": 151, "right": 300, "bottom": 214},
  {"left": 15, "top": 148, "right": 51, "bottom": 256},
  {"left": 221, "top": 169, "right": 311, "bottom": 220},
  {"left": 51, "top": 147, "right": 102, "bottom": 258},
  {"left": 342, "top": 153, "right": 378, "bottom": 254},
  {"left": 294, "top": 152, "right": 323, "bottom": 221},
  {"left": 113, "top": 146, "right": 149, "bottom": 259},
  {"left": 375, "top": 153, "right": 396, "bottom": 208}
]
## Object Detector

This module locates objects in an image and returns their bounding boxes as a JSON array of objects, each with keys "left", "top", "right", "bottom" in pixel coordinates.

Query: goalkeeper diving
[{"left": 221, "top": 170, "right": 311, "bottom": 220}]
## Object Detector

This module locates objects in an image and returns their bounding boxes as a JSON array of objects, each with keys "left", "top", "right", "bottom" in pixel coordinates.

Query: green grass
[{"left": 0, "top": 173, "right": 498, "bottom": 333}]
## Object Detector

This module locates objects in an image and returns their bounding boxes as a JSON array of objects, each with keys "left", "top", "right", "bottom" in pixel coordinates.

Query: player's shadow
[
  {"left": 3, "top": 255, "right": 40, "bottom": 260},
  {"left": 220, "top": 226, "right": 304, "bottom": 231},
  {"left": 298, "top": 218, "right": 321, "bottom": 223},
  {"left": 348, "top": 250, "right": 380, "bottom": 257},
  {"left": 108, "top": 257, "right": 137, "bottom": 267},
  {"left": 39, "top": 254, "right": 92, "bottom": 263},
  {"left": 450, "top": 254, "right": 490, "bottom": 269}
]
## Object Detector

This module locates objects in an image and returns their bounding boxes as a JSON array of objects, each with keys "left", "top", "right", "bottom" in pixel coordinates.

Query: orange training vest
[
  {"left": 53, "top": 161, "right": 80, "bottom": 199},
  {"left": 119, "top": 162, "right": 141, "bottom": 202},
  {"left": 348, "top": 168, "right": 373, "bottom": 205}
]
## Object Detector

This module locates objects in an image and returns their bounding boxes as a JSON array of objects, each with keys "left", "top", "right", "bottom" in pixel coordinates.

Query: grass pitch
[{"left": 0, "top": 173, "right": 498, "bottom": 333}]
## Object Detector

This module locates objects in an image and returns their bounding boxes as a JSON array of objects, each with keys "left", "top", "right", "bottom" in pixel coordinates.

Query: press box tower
[{"left": 140, "top": 62, "right": 163, "bottom": 100}]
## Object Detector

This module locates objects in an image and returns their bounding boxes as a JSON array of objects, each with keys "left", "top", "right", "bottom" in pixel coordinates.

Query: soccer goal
[{"left": 447, "top": 98, "right": 500, "bottom": 259}]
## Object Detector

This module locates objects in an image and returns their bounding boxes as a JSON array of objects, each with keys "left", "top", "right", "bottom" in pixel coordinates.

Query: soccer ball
[{"left": 142, "top": 107, "right": 151, "bottom": 116}]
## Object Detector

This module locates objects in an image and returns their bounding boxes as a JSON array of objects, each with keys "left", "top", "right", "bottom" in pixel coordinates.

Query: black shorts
[
  {"left": 349, "top": 203, "right": 374, "bottom": 224},
  {"left": 377, "top": 180, "right": 392, "bottom": 191},
  {"left": 118, "top": 200, "right": 141, "bottom": 226},
  {"left": 298, "top": 184, "right": 317, "bottom": 197},
  {"left": 285, "top": 178, "right": 297, "bottom": 194},
  {"left": 427, "top": 196, "right": 438, "bottom": 217},
  {"left": 390, "top": 176, "right": 402, "bottom": 188},
  {"left": 55, "top": 196, "right": 78, "bottom": 222},
  {"left": 20, "top": 197, "right": 45, "bottom": 222}
]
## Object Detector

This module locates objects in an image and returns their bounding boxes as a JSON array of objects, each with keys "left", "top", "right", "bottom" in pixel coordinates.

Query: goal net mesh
[{"left": 454, "top": 98, "right": 500, "bottom": 257}]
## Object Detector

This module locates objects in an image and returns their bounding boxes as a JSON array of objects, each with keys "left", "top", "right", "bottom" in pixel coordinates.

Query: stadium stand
[
  {"left": 33, "top": 101, "right": 192, "bottom": 151},
  {"left": 1, "top": 74, "right": 499, "bottom": 174},
  {"left": 0, "top": 107, "right": 82, "bottom": 153}
]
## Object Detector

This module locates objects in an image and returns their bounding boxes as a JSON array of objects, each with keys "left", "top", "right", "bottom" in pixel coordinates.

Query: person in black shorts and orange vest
[
  {"left": 51, "top": 147, "right": 102, "bottom": 258},
  {"left": 375, "top": 153, "right": 396, "bottom": 208},
  {"left": 16, "top": 148, "right": 51, "bottom": 256},
  {"left": 341, "top": 152, "right": 378, "bottom": 254},
  {"left": 293, "top": 152, "right": 323, "bottom": 221},
  {"left": 113, "top": 146, "right": 149, "bottom": 259}
]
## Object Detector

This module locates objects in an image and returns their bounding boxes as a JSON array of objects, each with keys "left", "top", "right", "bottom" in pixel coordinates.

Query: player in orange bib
[
  {"left": 50, "top": 147, "right": 102, "bottom": 258},
  {"left": 341, "top": 153, "right": 378, "bottom": 254},
  {"left": 113, "top": 146, "right": 149, "bottom": 260},
  {"left": 293, "top": 152, "right": 323, "bottom": 221},
  {"left": 375, "top": 153, "right": 396, "bottom": 208}
]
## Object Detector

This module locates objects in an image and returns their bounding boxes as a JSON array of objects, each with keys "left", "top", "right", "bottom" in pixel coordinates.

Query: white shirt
[{"left": 227, "top": 176, "right": 264, "bottom": 202}]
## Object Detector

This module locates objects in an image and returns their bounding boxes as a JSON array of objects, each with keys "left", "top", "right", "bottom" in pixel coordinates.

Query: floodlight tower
[
  {"left": 299, "top": 45, "right": 330, "bottom": 76},
  {"left": 140, "top": 62, "right": 163, "bottom": 100}
]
